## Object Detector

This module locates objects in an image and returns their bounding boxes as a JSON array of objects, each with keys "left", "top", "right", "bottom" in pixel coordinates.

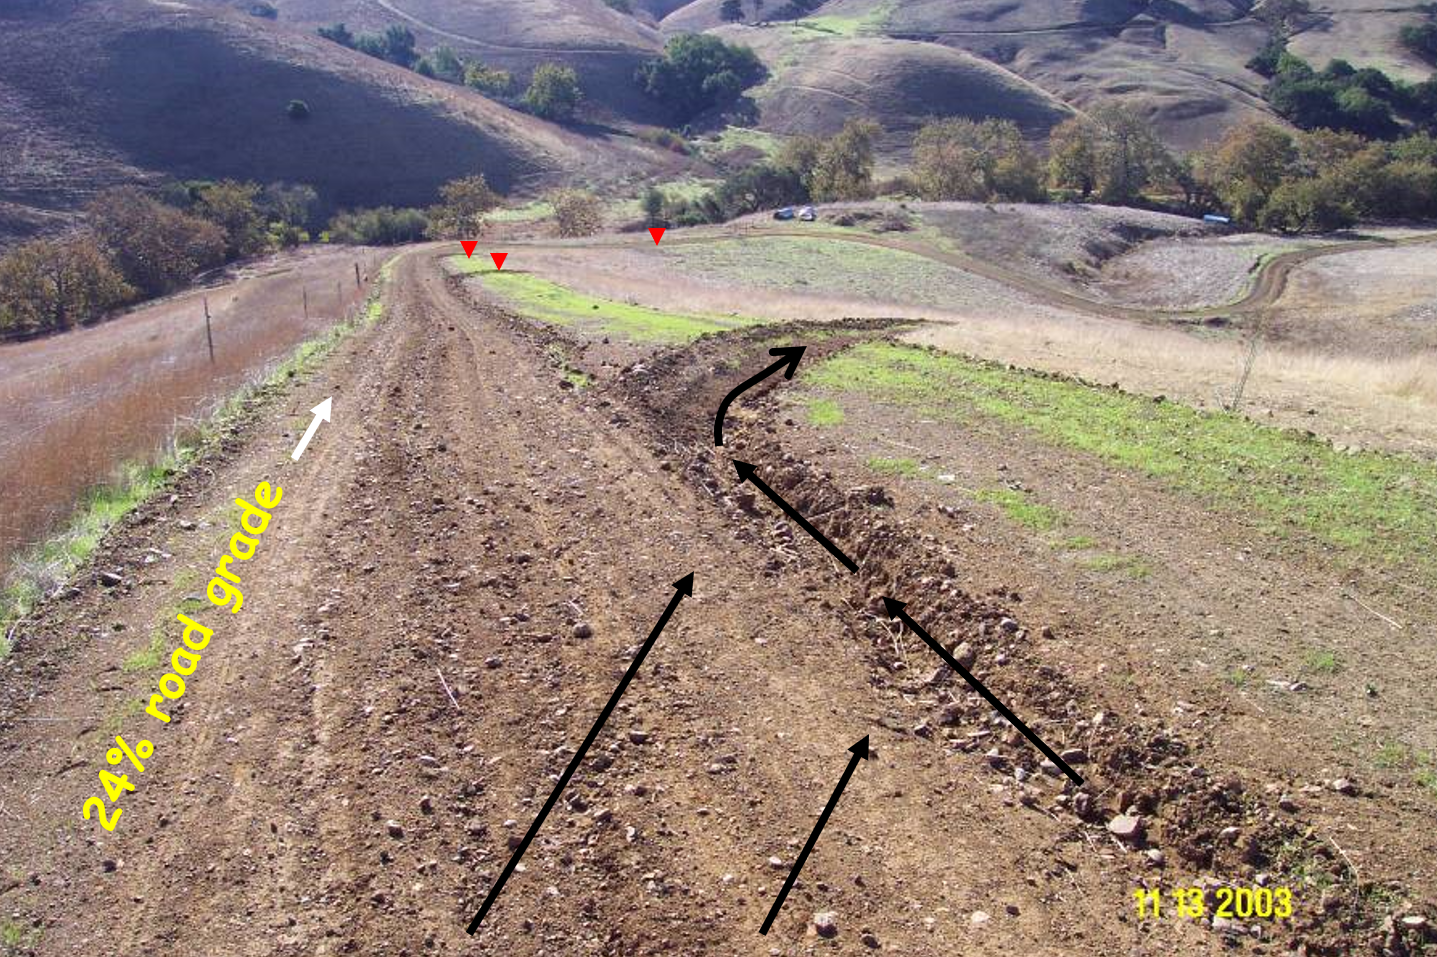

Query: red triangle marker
[
  {"left": 460, "top": 240, "right": 478, "bottom": 258},
  {"left": 648, "top": 227, "right": 665, "bottom": 245},
  {"left": 491, "top": 252, "right": 508, "bottom": 270}
]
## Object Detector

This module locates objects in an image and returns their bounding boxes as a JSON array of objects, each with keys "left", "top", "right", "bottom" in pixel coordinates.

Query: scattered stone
[
  {"left": 386, "top": 820, "right": 404, "bottom": 839},
  {"left": 1039, "top": 759, "right": 1061, "bottom": 777},
  {"left": 1005, "top": 903, "right": 1021, "bottom": 916},
  {"left": 1107, "top": 814, "right": 1144, "bottom": 842},
  {"left": 1277, "top": 794, "right": 1299, "bottom": 813},
  {"left": 418, "top": 755, "right": 439, "bottom": 768},
  {"left": 484, "top": 656, "right": 503, "bottom": 669},
  {"left": 101, "top": 859, "right": 118, "bottom": 873},
  {"left": 1059, "top": 748, "right": 1087, "bottom": 765},
  {"left": 812, "top": 912, "right": 838, "bottom": 938},
  {"left": 860, "top": 931, "right": 879, "bottom": 948},
  {"left": 628, "top": 730, "right": 651, "bottom": 745},
  {"left": 592, "top": 808, "right": 613, "bottom": 823},
  {"left": 925, "top": 664, "right": 952, "bottom": 686},
  {"left": 1145, "top": 849, "right": 1166, "bottom": 868},
  {"left": 1401, "top": 915, "right": 1428, "bottom": 931},
  {"left": 970, "top": 910, "right": 991, "bottom": 926},
  {"left": 1329, "top": 778, "right": 1356, "bottom": 796},
  {"left": 98, "top": 571, "right": 123, "bottom": 588},
  {"left": 767, "top": 856, "right": 785, "bottom": 869},
  {"left": 419, "top": 795, "right": 434, "bottom": 815},
  {"left": 999, "top": 618, "right": 1020, "bottom": 635},
  {"left": 954, "top": 642, "right": 977, "bottom": 669},
  {"left": 572, "top": 622, "right": 594, "bottom": 640}
]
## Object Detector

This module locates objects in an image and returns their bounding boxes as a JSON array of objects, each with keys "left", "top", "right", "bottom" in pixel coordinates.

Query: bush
[
  {"left": 525, "top": 63, "right": 582, "bottom": 122},
  {"left": 327, "top": 207, "right": 429, "bottom": 245},
  {"left": 417, "top": 46, "right": 464, "bottom": 84},
  {"left": 637, "top": 127, "right": 691, "bottom": 154},
  {"left": 286, "top": 99, "right": 310, "bottom": 120},
  {"left": 720, "top": 0, "right": 745, "bottom": 22},
  {"left": 317, "top": 23, "right": 354, "bottom": 47},
  {"left": 1400, "top": 22, "right": 1437, "bottom": 62},
  {"left": 464, "top": 61, "right": 514, "bottom": 97},
  {"left": 248, "top": 2, "right": 278, "bottom": 18},
  {"left": 0, "top": 236, "right": 133, "bottom": 337},
  {"left": 635, "top": 34, "right": 764, "bottom": 125},
  {"left": 426, "top": 174, "right": 503, "bottom": 238},
  {"left": 641, "top": 187, "right": 666, "bottom": 227},
  {"left": 1258, "top": 178, "right": 1356, "bottom": 232},
  {"left": 86, "top": 188, "right": 227, "bottom": 297},
  {"left": 551, "top": 190, "right": 604, "bottom": 237},
  {"left": 711, "top": 163, "right": 808, "bottom": 218}
]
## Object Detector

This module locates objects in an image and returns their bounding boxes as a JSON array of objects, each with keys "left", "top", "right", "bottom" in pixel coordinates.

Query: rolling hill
[{"left": 0, "top": 0, "right": 681, "bottom": 247}]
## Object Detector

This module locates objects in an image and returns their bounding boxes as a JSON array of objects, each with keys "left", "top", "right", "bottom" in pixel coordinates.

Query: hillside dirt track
[{"left": 1, "top": 250, "right": 1434, "bottom": 956}]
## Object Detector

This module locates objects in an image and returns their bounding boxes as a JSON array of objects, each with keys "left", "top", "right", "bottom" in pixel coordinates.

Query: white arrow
[{"left": 291, "top": 397, "right": 332, "bottom": 461}]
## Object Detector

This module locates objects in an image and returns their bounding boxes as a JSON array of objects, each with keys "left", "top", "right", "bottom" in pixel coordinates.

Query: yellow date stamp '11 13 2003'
[{"left": 1134, "top": 885, "right": 1295, "bottom": 922}]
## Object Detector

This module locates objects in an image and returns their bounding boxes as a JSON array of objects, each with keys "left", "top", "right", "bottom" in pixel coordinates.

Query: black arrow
[
  {"left": 466, "top": 574, "right": 694, "bottom": 935},
  {"left": 733, "top": 461, "right": 857, "bottom": 572},
  {"left": 882, "top": 597, "right": 1082, "bottom": 785},
  {"left": 760, "top": 735, "right": 869, "bottom": 936},
  {"left": 715, "top": 346, "right": 806, "bottom": 446}
]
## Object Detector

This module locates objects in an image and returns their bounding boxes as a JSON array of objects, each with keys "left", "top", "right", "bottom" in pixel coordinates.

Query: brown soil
[{"left": 1, "top": 251, "right": 1433, "bottom": 955}]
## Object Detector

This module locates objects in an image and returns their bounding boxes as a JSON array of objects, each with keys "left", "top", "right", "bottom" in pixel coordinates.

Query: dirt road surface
[{"left": 1, "top": 251, "right": 1432, "bottom": 956}]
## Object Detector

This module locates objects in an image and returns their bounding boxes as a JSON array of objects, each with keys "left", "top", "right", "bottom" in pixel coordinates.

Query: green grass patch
[
  {"left": 795, "top": 0, "right": 894, "bottom": 36},
  {"left": 1371, "top": 741, "right": 1437, "bottom": 796},
  {"left": 0, "top": 254, "right": 401, "bottom": 655},
  {"left": 487, "top": 199, "right": 554, "bottom": 224},
  {"left": 804, "top": 342, "right": 1437, "bottom": 578},
  {"left": 974, "top": 487, "right": 1063, "bottom": 531},
  {"left": 1227, "top": 668, "right": 1250, "bottom": 688},
  {"left": 866, "top": 456, "right": 921, "bottom": 478},
  {"left": 1304, "top": 649, "right": 1340, "bottom": 675},
  {"left": 1078, "top": 552, "right": 1153, "bottom": 579},
  {"left": 805, "top": 397, "right": 845, "bottom": 426},
  {"left": 452, "top": 260, "right": 764, "bottom": 343},
  {"left": 659, "top": 236, "right": 973, "bottom": 310},
  {"left": 1056, "top": 534, "right": 1099, "bottom": 550},
  {"left": 121, "top": 630, "right": 168, "bottom": 674}
]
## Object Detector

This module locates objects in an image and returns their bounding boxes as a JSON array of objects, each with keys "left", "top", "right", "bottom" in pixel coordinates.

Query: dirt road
[{"left": 0, "top": 251, "right": 1430, "bottom": 955}]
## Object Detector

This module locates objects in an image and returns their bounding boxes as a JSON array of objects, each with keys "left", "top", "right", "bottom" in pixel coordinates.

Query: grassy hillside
[{"left": 0, "top": 0, "right": 678, "bottom": 246}]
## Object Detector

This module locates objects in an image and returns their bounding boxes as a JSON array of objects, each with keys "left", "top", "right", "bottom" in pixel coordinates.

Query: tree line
[{"left": 0, "top": 181, "right": 315, "bottom": 339}]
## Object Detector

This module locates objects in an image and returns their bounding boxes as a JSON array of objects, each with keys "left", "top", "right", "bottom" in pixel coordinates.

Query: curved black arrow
[
  {"left": 715, "top": 346, "right": 806, "bottom": 446},
  {"left": 760, "top": 735, "right": 870, "bottom": 936},
  {"left": 882, "top": 597, "right": 1083, "bottom": 785},
  {"left": 466, "top": 574, "right": 695, "bottom": 935},
  {"left": 733, "top": 460, "right": 857, "bottom": 572}
]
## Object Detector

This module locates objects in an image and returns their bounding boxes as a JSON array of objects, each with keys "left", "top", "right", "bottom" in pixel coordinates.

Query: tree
[
  {"left": 712, "top": 163, "right": 808, "bottom": 218},
  {"left": 426, "top": 174, "right": 502, "bottom": 238},
  {"left": 525, "top": 63, "right": 583, "bottom": 122},
  {"left": 635, "top": 34, "right": 764, "bottom": 124},
  {"left": 1195, "top": 120, "right": 1298, "bottom": 223},
  {"left": 775, "top": 134, "right": 823, "bottom": 185},
  {"left": 720, "top": 0, "right": 745, "bottom": 22},
  {"left": 1087, "top": 104, "right": 1171, "bottom": 204},
  {"left": 0, "top": 236, "right": 133, "bottom": 336},
  {"left": 914, "top": 118, "right": 1044, "bottom": 202},
  {"left": 465, "top": 61, "right": 514, "bottom": 96},
  {"left": 1047, "top": 116, "right": 1100, "bottom": 198},
  {"left": 641, "top": 187, "right": 666, "bottom": 227},
  {"left": 809, "top": 118, "right": 881, "bottom": 201},
  {"left": 86, "top": 188, "right": 227, "bottom": 297},
  {"left": 380, "top": 26, "right": 418, "bottom": 67},
  {"left": 551, "top": 190, "right": 604, "bottom": 237},
  {"left": 1258, "top": 178, "right": 1355, "bottom": 232},
  {"left": 317, "top": 23, "right": 354, "bottom": 47},
  {"left": 258, "top": 182, "right": 319, "bottom": 230},
  {"left": 195, "top": 180, "right": 268, "bottom": 259}
]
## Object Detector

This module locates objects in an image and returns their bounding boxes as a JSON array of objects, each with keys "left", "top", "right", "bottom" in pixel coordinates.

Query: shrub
[
  {"left": 418, "top": 46, "right": 464, "bottom": 84},
  {"left": 635, "top": 34, "right": 764, "bottom": 124},
  {"left": 721, "top": 0, "right": 745, "bottom": 22},
  {"left": 0, "top": 236, "right": 133, "bottom": 337},
  {"left": 286, "top": 99, "right": 310, "bottom": 120},
  {"left": 317, "top": 23, "right": 354, "bottom": 47},
  {"left": 641, "top": 187, "right": 666, "bottom": 227},
  {"left": 712, "top": 163, "right": 808, "bottom": 218},
  {"left": 258, "top": 182, "right": 319, "bottom": 230},
  {"left": 86, "top": 187, "right": 227, "bottom": 297},
  {"left": 638, "top": 127, "right": 691, "bottom": 154},
  {"left": 551, "top": 189, "right": 604, "bottom": 237},
  {"left": 426, "top": 174, "right": 503, "bottom": 238},
  {"left": 327, "top": 207, "right": 429, "bottom": 245},
  {"left": 464, "top": 61, "right": 514, "bottom": 96},
  {"left": 1400, "top": 22, "right": 1437, "bottom": 62},
  {"left": 248, "top": 2, "right": 278, "bottom": 18},
  {"left": 524, "top": 63, "right": 582, "bottom": 122}
]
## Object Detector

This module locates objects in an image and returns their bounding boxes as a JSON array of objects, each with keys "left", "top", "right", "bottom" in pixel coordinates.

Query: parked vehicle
[
  {"left": 798, "top": 205, "right": 817, "bottom": 221},
  {"left": 773, "top": 206, "right": 795, "bottom": 221}
]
